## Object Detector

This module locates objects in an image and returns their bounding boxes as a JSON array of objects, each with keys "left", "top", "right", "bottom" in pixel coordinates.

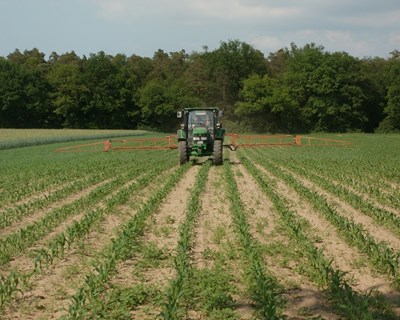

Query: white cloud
[
  {"left": 188, "top": 0, "right": 301, "bottom": 20},
  {"left": 389, "top": 33, "right": 400, "bottom": 49},
  {"left": 250, "top": 35, "right": 284, "bottom": 53},
  {"left": 88, "top": 0, "right": 129, "bottom": 21},
  {"left": 82, "top": 0, "right": 400, "bottom": 57},
  {"left": 291, "top": 29, "right": 377, "bottom": 57},
  {"left": 87, "top": 0, "right": 301, "bottom": 23},
  {"left": 338, "top": 9, "right": 400, "bottom": 28}
]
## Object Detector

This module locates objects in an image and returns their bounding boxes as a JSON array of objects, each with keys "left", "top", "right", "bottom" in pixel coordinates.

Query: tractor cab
[
  {"left": 187, "top": 110, "right": 214, "bottom": 149},
  {"left": 177, "top": 108, "right": 225, "bottom": 165},
  {"left": 188, "top": 110, "right": 213, "bottom": 129}
]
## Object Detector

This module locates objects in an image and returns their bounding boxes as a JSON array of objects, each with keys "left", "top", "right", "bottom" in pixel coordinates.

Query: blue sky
[{"left": 1, "top": 0, "right": 399, "bottom": 59}]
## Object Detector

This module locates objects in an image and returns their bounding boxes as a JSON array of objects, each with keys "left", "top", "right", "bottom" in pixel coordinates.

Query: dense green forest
[{"left": 0, "top": 40, "right": 399, "bottom": 133}]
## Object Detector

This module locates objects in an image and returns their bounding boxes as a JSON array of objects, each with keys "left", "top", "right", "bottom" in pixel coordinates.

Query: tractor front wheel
[
  {"left": 213, "top": 140, "right": 223, "bottom": 165},
  {"left": 179, "top": 140, "right": 189, "bottom": 165}
]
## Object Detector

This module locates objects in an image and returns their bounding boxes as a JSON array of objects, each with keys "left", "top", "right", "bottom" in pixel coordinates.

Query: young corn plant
[
  {"left": 260, "top": 157, "right": 400, "bottom": 286},
  {"left": 241, "top": 155, "right": 393, "bottom": 319},
  {"left": 161, "top": 161, "right": 211, "bottom": 319},
  {"left": 1, "top": 153, "right": 175, "bottom": 311},
  {"left": 0, "top": 271, "right": 29, "bottom": 310},
  {"left": 223, "top": 161, "right": 285, "bottom": 320},
  {"left": 65, "top": 163, "right": 190, "bottom": 319},
  {"left": 31, "top": 165, "right": 166, "bottom": 272}
]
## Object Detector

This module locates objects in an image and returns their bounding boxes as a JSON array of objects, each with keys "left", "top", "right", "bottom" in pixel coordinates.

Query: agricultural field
[
  {"left": 0, "top": 131, "right": 400, "bottom": 319},
  {"left": 0, "top": 129, "right": 148, "bottom": 150}
]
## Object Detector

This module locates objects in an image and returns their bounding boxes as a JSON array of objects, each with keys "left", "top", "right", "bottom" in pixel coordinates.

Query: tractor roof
[{"left": 182, "top": 107, "right": 220, "bottom": 112}]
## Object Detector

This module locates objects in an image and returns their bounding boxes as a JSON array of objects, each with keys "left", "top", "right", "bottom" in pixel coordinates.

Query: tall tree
[
  {"left": 283, "top": 44, "right": 369, "bottom": 132},
  {"left": 203, "top": 40, "right": 267, "bottom": 117},
  {"left": 3, "top": 49, "right": 53, "bottom": 127},
  {"left": 360, "top": 57, "right": 387, "bottom": 132},
  {"left": 378, "top": 53, "right": 400, "bottom": 132},
  {"left": 235, "top": 74, "right": 298, "bottom": 133},
  {"left": 47, "top": 51, "right": 87, "bottom": 128},
  {"left": 0, "top": 57, "right": 25, "bottom": 127},
  {"left": 80, "top": 51, "right": 135, "bottom": 128},
  {"left": 266, "top": 48, "right": 289, "bottom": 77}
]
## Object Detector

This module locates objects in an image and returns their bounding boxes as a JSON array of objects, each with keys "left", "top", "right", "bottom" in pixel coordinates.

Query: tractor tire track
[
  {"left": 190, "top": 163, "right": 254, "bottom": 319},
  {"left": 122, "top": 165, "right": 199, "bottom": 319}
]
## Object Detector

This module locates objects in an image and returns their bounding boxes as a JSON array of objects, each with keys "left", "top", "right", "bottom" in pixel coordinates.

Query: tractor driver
[
  {"left": 204, "top": 114, "right": 212, "bottom": 128},
  {"left": 191, "top": 113, "right": 203, "bottom": 127},
  {"left": 191, "top": 112, "right": 212, "bottom": 128}
]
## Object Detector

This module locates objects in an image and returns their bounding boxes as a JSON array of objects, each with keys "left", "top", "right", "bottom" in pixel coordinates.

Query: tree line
[{"left": 0, "top": 40, "right": 399, "bottom": 133}]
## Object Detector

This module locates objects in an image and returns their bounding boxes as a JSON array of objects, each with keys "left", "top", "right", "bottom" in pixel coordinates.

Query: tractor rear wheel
[
  {"left": 179, "top": 140, "right": 189, "bottom": 165},
  {"left": 213, "top": 140, "right": 223, "bottom": 165}
]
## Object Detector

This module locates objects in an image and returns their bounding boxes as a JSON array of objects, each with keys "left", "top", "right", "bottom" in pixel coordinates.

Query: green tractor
[{"left": 177, "top": 108, "right": 225, "bottom": 165}]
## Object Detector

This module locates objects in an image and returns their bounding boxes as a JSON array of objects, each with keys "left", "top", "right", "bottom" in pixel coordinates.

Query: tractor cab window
[{"left": 188, "top": 111, "right": 213, "bottom": 129}]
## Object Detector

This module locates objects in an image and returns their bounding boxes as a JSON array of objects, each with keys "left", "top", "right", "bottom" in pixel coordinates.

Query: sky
[{"left": 1, "top": 0, "right": 399, "bottom": 59}]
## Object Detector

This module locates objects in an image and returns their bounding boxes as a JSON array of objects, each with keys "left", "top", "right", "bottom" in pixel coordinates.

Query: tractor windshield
[{"left": 188, "top": 110, "right": 214, "bottom": 129}]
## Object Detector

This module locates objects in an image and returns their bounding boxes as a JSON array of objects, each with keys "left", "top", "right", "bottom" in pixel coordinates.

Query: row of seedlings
[
  {"left": 240, "top": 155, "right": 394, "bottom": 319},
  {"left": 223, "top": 161, "right": 285, "bottom": 320},
  {"left": 0, "top": 152, "right": 175, "bottom": 310},
  {"left": 302, "top": 157, "right": 398, "bottom": 210},
  {"left": 256, "top": 155, "right": 400, "bottom": 287},
  {"left": 0, "top": 151, "right": 173, "bottom": 262},
  {"left": 282, "top": 160, "right": 400, "bottom": 237},
  {"left": 0, "top": 155, "right": 109, "bottom": 208},
  {"left": 32, "top": 161, "right": 175, "bottom": 272},
  {"left": 64, "top": 163, "right": 190, "bottom": 319},
  {"left": 161, "top": 162, "right": 211, "bottom": 319},
  {"left": 0, "top": 154, "right": 146, "bottom": 230}
]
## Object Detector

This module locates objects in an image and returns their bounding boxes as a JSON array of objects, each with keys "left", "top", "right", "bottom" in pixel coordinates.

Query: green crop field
[
  {"left": 0, "top": 130, "right": 399, "bottom": 319},
  {"left": 0, "top": 128, "right": 150, "bottom": 150}
]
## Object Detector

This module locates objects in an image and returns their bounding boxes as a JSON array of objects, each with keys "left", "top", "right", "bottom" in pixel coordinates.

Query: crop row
[
  {"left": 224, "top": 161, "right": 285, "bottom": 319},
  {"left": 246, "top": 149, "right": 400, "bottom": 287},
  {"left": 0, "top": 151, "right": 172, "bottom": 230},
  {"left": 0, "top": 172, "right": 131, "bottom": 265},
  {"left": 0, "top": 151, "right": 172, "bottom": 209},
  {"left": 240, "top": 154, "right": 392, "bottom": 319},
  {"left": 0, "top": 153, "right": 176, "bottom": 310},
  {"left": 282, "top": 161, "right": 400, "bottom": 238},
  {"left": 1, "top": 175, "right": 108, "bottom": 230},
  {"left": 287, "top": 157, "right": 400, "bottom": 211},
  {"left": 161, "top": 162, "right": 211, "bottom": 319},
  {"left": 32, "top": 165, "right": 171, "bottom": 272},
  {"left": 64, "top": 164, "right": 189, "bottom": 319},
  {"left": 0, "top": 160, "right": 98, "bottom": 207}
]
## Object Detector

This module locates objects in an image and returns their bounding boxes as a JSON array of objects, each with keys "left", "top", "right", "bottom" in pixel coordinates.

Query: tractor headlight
[
  {"left": 201, "top": 137, "right": 208, "bottom": 141},
  {"left": 193, "top": 136, "right": 200, "bottom": 141}
]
